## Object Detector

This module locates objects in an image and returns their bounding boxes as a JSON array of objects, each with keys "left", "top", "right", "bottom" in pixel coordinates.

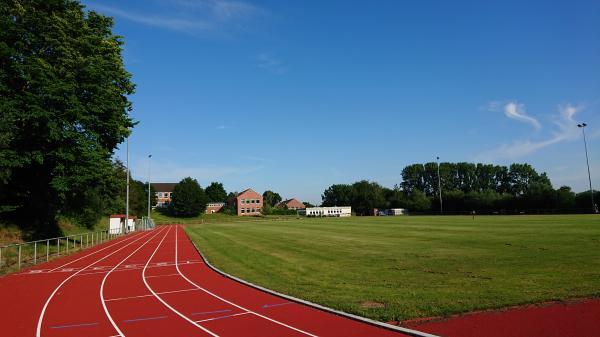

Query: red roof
[{"left": 109, "top": 214, "right": 137, "bottom": 220}]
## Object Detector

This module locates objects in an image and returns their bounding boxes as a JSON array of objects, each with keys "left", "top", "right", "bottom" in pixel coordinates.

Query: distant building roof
[
  {"left": 151, "top": 183, "right": 177, "bottom": 192},
  {"left": 279, "top": 198, "right": 305, "bottom": 209},
  {"left": 238, "top": 188, "right": 261, "bottom": 197}
]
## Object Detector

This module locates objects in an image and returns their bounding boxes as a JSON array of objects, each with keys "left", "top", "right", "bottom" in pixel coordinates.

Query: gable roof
[
  {"left": 237, "top": 188, "right": 261, "bottom": 198},
  {"left": 151, "top": 183, "right": 177, "bottom": 192},
  {"left": 279, "top": 198, "right": 305, "bottom": 208}
]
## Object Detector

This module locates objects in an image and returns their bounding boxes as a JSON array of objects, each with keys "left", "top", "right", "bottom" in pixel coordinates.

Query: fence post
[
  {"left": 0, "top": 247, "right": 2, "bottom": 268},
  {"left": 18, "top": 244, "right": 21, "bottom": 270},
  {"left": 57, "top": 238, "right": 60, "bottom": 256},
  {"left": 34, "top": 242, "right": 37, "bottom": 265},
  {"left": 80, "top": 234, "right": 83, "bottom": 250},
  {"left": 66, "top": 237, "right": 69, "bottom": 253},
  {"left": 46, "top": 240, "right": 49, "bottom": 262}
]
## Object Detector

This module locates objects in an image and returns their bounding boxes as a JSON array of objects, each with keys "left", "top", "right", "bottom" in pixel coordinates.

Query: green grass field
[{"left": 184, "top": 215, "right": 600, "bottom": 322}]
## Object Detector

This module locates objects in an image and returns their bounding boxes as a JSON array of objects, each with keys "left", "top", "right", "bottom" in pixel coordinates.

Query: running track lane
[
  {"left": 0, "top": 225, "right": 432, "bottom": 337},
  {"left": 0, "top": 229, "right": 149, "bottom": 336}
]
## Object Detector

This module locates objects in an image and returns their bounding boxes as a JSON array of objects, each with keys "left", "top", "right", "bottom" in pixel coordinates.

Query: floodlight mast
[
  {"left": 147, "top": 154, "right": 152, "bottom": 225},
  {"left": 437, "top": 156, "right": 443, "bottom": 214},
  {"left": 577, "top": 123, "right": 596, "bottom": 213},
  {"left": 125, "top": 136, "right": 130, "bottom": 233}
]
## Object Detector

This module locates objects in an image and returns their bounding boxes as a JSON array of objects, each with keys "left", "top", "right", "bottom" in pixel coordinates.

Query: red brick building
[
  {"left": 151, "top": 183, "right": 177, "bottom": 208},
  {"left": 235, "top": 189, "right": 263, "bottom": 216},
  {"left": 205, "top": 203, "right": 225, "bottom": 214},
  {"left": 278, "top": 198, "right": 306, "bottom": 210}
]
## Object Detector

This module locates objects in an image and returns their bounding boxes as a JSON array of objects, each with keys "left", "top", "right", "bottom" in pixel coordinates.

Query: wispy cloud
[
  {"left": 478, "top": 103, "right": 583, "bottom": 161},
  {"left": 87, "top": 0, "right": 264, "bottom": 35},
  {"left": 488, "top": 101, "right": 541, "bottom": 130},
  {"left": 257, "top": 53, "right": 286, "bottom": 75}
]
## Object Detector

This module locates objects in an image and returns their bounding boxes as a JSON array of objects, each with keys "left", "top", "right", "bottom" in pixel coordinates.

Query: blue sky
[{"left": 83, "top": 0, "right": 600, "bottom": 204}]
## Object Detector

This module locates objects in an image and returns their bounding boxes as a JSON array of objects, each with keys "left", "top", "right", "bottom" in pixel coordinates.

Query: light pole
[
  {"left": 577, "top": 123, "right": 596, "bottom": 213},
  {"left": 125, "top": 136, "right": 130, "bottom": 233},
  {"left": 147, "top": 154, "right": 152, "bottom": 223},
  {"left": 437, "top": 156, "right": 443, "bottom": 215}
]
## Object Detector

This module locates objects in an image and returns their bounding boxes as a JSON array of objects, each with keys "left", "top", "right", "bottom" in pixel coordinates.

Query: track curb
[{"left": 185, "top": 231, "right": 440, "bottom": 337}]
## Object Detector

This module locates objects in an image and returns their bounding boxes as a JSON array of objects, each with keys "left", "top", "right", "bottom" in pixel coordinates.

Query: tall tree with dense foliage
[
  {"left": 262, "top": 190, "right": 282, "bottom": 207},
  {"left": 0, "top": 0, "right": 134, "bottom": 235},
  {"left": 169, "top": 177, "right": 208, "bottom": 217},
  {"left": 205, "top": 182, "right": 227, "bottom": 202}
]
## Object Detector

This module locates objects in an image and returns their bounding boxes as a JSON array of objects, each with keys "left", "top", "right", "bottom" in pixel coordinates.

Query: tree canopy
[
  {"left": 205, "top": 182, "right": 227, "bottom": 202},
  {"left": 262, "top": 190, "right": 282, "bottom": 207},
  {"left": 0, "top": 0, "right": 134, "bottom": 236},
  {"left": 169, "top": 177, "right": 208, "bottom": 217}
]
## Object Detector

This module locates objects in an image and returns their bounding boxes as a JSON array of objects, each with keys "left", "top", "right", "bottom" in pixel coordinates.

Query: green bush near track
[{"left": 183, "top": 215, "right": 600, "bottom": 322}]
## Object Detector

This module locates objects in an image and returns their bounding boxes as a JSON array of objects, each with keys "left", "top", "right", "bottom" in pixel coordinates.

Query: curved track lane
[{"left": 1, "top": 225, "right": 428, "bottom": 337}]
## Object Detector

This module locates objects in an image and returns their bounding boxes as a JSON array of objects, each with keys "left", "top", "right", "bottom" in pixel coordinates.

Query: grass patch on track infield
[{"left": 184, "top": 215, "right": 600, "bottom": 322}]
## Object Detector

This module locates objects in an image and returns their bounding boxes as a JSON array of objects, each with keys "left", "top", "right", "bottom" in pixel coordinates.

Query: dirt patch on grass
[{"left": 360, "top": 301, "right": 385, "bottom": 309}]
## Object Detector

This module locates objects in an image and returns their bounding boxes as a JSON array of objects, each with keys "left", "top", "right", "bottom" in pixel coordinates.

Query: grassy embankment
[{"left": 184, "top": 214, "right": 600, "bottom": 322}]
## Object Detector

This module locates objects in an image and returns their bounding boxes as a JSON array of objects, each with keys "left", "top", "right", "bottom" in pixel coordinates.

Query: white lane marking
[
  {"left": 142, "top": 226, "right": 221, "bottom": 337},
  {"left": 105, "top": 288, "right": 199, "bottom": 302},
  {"left": 174, "top": 225, "right": 319, "bottom": 337},
  {"left": 100, "top": 227, "right": 167, "bottom": 337},
  {"left": 48, "top": 231, "right": 144, "bottom": 272},
  {"left": 195, "top": 311, "right": 251, "bottom": 323},
  {"left": 145, "top": 273, "right": 181, "bottom": 279},
  {"left": 36, "top": 229, "right": 156, "bottom": 337}
]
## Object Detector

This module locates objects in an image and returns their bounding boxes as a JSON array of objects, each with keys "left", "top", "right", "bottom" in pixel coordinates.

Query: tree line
[{"left": 322, "top": 162, "right": 598, "bottom": 215}]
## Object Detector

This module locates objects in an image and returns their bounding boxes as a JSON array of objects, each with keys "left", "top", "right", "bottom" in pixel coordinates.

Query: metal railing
[{"left": 0, "top": 229, "right": 123, "bottom": 275}]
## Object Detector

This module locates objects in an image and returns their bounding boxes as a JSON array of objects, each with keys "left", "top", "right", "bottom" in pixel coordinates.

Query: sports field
[{"left": 184, "top": 215, "right": 600, "bottom": 322}]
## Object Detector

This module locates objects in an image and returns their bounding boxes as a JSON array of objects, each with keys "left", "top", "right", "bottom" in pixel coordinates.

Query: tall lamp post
[
  {"left": 577, "top": 123, "right": 596, "bottom": 213},
  {"left": 147, "top": 154, "right": 152, "bottom": 223},
  {"left": 125, "top": 136, "right": 130, "bottom": 233},
  {"left": 437, "top": 156, "right": 443, "bottom": 215}
]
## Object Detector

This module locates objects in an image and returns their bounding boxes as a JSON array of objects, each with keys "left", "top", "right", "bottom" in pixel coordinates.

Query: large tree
[
  {"left": 0, "top": 0, "right": 134, "bottom": 236},
  {"left": 205, "top": 182, "right": 227, "bottom": 202},
  {"left": 169, "top": 177, "right": 208, "bottom": 217},
  {"left": 262, "top": 190, "right": 282, "bottom": 207}
]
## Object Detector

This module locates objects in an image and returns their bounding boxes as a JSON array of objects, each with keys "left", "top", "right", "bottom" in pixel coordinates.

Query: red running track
[{"left": 0, "top": 225, "right": 432, "bottom": 337}]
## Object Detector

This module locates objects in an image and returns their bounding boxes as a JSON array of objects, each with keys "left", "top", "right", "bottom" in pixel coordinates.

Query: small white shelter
[{"left": 109, "top": 214, "right": 136, "bottom": 234}]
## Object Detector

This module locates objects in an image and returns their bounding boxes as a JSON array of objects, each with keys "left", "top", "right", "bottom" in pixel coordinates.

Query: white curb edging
[{"left": 187, "top": 238, "right": 440, "bottom": 337}]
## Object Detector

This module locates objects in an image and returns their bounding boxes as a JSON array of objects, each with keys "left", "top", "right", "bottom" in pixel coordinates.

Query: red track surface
[
  {"left": 407, "top": 299, "right": 600, "bottom": 337},
  {"left": 0, "top": 225, "right": 421, "bottom": 337}
]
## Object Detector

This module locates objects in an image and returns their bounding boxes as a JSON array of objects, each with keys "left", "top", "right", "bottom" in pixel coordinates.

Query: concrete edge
[{"left": 186, "top": 236, "right": 440, "bottom": 337}]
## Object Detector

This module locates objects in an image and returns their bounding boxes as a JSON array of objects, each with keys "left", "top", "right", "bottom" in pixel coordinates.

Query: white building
[
  {"left": 299, "top": 206, "right": 351, "bottom": 217},
  {"left": 389, "top": 208, "right": 406, "bottom": 216}
]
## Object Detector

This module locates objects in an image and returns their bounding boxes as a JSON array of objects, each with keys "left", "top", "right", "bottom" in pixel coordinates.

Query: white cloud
[
  {"left": 88, "top": 4, "right": 213, "bottom": 33},
  {"left": 257, "top": 53, "right": 286, "bottom": 75},
  {"left": 489, "top": 101, "right": 541, "bottom": 130},
  {"left": 87, "top": 0, "right": 263, "bottom": 34},
  {"left": 478, "top": 103, "right": 583, "bottom": 161},
  {"left": 172, "top": 0, "right": 262, "bottom": 21}
]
